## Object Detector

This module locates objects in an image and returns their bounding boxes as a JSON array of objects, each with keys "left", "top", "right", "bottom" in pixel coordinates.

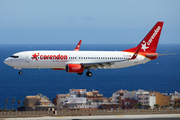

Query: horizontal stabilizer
[{"left": 146, "top": 53, "right": 176, "bottom": 57}]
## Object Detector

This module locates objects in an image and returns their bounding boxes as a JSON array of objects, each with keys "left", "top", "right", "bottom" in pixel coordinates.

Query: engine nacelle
[
  {"left": 66, "top": 64, "right": 84, "bottom": 73},
  {"left": 52, "top": 68, "right": 65, "bottom": 70}
]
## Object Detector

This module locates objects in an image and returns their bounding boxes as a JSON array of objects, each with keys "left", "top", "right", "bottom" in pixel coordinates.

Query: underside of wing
[
  {"left": 82, "top": 48, "right": 140, "bottom": 70},
  {"left": 82, "top": 60, "right": 126, "bottom": 69}
]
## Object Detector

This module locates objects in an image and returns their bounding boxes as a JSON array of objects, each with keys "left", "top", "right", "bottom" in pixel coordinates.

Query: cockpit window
[{"left": 10, "top": 55, "right": 19, "bottom": 58}]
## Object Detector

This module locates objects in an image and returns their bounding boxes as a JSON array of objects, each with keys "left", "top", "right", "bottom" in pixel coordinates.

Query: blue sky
[{"left": 0, "top": 0, "right": 179, "bottom": 44}]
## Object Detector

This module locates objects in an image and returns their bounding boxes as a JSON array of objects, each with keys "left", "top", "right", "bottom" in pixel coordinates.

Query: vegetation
[
  {"left": 5, "top": 99, "right": 8, "bottom": 110},
  {"left": 145, "top": 105, "right": 151, "bottom": 109},
  {"left": 132, "top": 102, "right": 143, "bottom": 109},
  {"left": 18, "top": 100, "right": 21, "bottom": 108},
  {"left": 137, "top": 102, "right": 142, "bottom": 108},
  {"left": 12, "top": 98, "right": 15, "bottom": 110},
  {"left": 154, "top": 104, "right": 159, "bottom": 109}
]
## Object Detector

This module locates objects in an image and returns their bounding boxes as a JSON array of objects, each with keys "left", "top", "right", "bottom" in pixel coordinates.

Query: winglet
[
  {"left": 128, "top": 48, "right": 140, "bottom": 60},
  {"left": 74, "top": 40, "right": 82, "bottom": 51}
]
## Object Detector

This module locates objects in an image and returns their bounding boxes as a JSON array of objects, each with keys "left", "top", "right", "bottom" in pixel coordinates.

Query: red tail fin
[
  {"left": 74, "top": 40, "right": 82, "bottom": 51},
  {"left": 124, "top": 21, "right": 164, "bottom": 53}
]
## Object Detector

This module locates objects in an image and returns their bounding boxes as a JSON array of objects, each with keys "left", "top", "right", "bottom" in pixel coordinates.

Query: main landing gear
[
  {"left": 86, "top": 71, "right": 92, "bottom": 77},
  {"left": 86, "top": 70, "right": 92, "bottom": 77},
  {"left": 77, "top": 70, "right": 93, "bottom": 77},
  {"left": 19, "top": 71, "right": 23, "bottom": 75}
]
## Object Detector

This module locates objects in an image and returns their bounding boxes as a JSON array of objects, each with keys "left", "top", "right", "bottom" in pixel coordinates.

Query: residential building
[
  {"left": 86, "top": 90, "right": 103, "bottom": 98},
  {"left": 170, "top": 91, "right": 180, "bottom": 107},
  {"left": 121, "top": 92, "right": 134, "bottom": 100},
  {"left": 121, "top": 98, "right": 137, "bottom": 109},
  {"left": 174, "top": 98, "right": 180, "bottom": 108},
  {"left": 53, "top": 94, "right": 70, "bottom": 110},
  {"left": 24, "top": 94, "right": 56, "bottom": 111},
  {"left": 111, "top": 90, "right": 127, "bottom": 103},
  {"left": 87, "top": 97, "right": 108, "bottom": 105},
  {"left": 70, "top": 89, "right": 87, "bottom": 97},
  {"left": 149, "top": 94, "right": 156, "bottom": 109},
  {"left": 65, "top": 95, "right": 87, "bottom": 109},
  {"left": 86, "top": 89, "right": 108, "bottom": 105},
  {"left": 100, "top": 103, "right": 121, "bottom": 110},
  {"left": 134, "top": 89, "right": 150, "bottom": 106},
  {"left": 150, "top": 92, "right": 170, "bottom": 108},
  {"left": 76, "top": 104, "right": 99, "bottom": 110}
]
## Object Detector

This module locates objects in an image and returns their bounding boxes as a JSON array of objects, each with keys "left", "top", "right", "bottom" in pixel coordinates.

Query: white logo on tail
[
  {"left": 147, "top": 26, "right": 161, "bottom": 45},
  {"left": 141, "top": 41, "right": 149, "bottom": 52},
  {"left": 141, "top": 26, "right": 161, "bottom": 52}
]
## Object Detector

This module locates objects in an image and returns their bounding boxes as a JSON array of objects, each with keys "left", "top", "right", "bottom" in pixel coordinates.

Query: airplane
[{"left": 4, "top": 21, "right": 174, "bottom": 77}]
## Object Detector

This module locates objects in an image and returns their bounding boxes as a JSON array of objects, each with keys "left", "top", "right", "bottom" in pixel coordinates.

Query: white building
[
  {"left": 149, "top": 94, "right": 156, "bottom": 109},
  {"left": 121, "top": 92, "right": 134, "bottom": 100},
  {"left": 77, "top": 104, "right": 99, "bottom": 109},
  {"left": 111, "top": 90, "right": 127, "bottom": 103},
  {"left": 70, "top": 89, "right": 87, "bottom": 97},
  {"left": 67, "top": 95, "right": 86, "bottom": 103},
  {"left": 134, "top": 89, "right": 150, "bottom": 101},
  {"left": 66, "top": 95, "right": 87, "bottom": 109},
  {"left": 134, "top": 89, "right": 157, "bottom": 109}
]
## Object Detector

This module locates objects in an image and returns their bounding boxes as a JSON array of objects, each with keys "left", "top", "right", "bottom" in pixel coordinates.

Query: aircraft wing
[
  {"left": 82, "top": 48, "right": 140, "bottom": 69},
  {"left": 82, "top": 60, "right": 126, "bottom": 69}
]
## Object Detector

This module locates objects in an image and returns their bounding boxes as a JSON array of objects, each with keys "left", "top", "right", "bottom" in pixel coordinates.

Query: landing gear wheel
[
  {"left": 86, "top": 72, "right": 92, "bottom": 77},
  {"left": 77, "top": 72, "right": 83, "bottom": 75},
  {"left": 19, "top": 71, "right": 23, "bottom": 75}
]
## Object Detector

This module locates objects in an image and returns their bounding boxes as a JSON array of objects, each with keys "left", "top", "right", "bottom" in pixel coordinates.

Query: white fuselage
[
  {"left": 4, "top": 50, "right": 150, "bottom": 69},
  {"left": 3, "top": 21, "right": 165, "bottom": 76}
]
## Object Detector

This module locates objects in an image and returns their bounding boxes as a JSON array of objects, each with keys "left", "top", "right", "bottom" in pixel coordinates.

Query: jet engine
[{"left": 66, "top": 64, "right": 84, "bottom": 73}]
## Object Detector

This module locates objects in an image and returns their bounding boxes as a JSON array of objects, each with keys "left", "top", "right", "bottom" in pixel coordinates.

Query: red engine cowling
[{"left": 66, "top": 64, "right": 84, "bottom": 73}]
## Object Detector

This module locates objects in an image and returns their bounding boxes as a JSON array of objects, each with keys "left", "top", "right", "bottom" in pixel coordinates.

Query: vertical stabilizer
[{"left": 124, "top": 21, "right": 164, "bottom": 53}]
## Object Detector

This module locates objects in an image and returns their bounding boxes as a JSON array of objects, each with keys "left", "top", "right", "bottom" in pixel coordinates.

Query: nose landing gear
[{"left": 13, "top": 67, "right": 23, "bottom": 75}]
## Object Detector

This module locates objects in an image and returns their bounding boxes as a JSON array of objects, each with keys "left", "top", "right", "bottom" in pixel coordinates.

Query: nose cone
[{"left": 4, "top": 57, "right": 12, "bottom": 66}]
